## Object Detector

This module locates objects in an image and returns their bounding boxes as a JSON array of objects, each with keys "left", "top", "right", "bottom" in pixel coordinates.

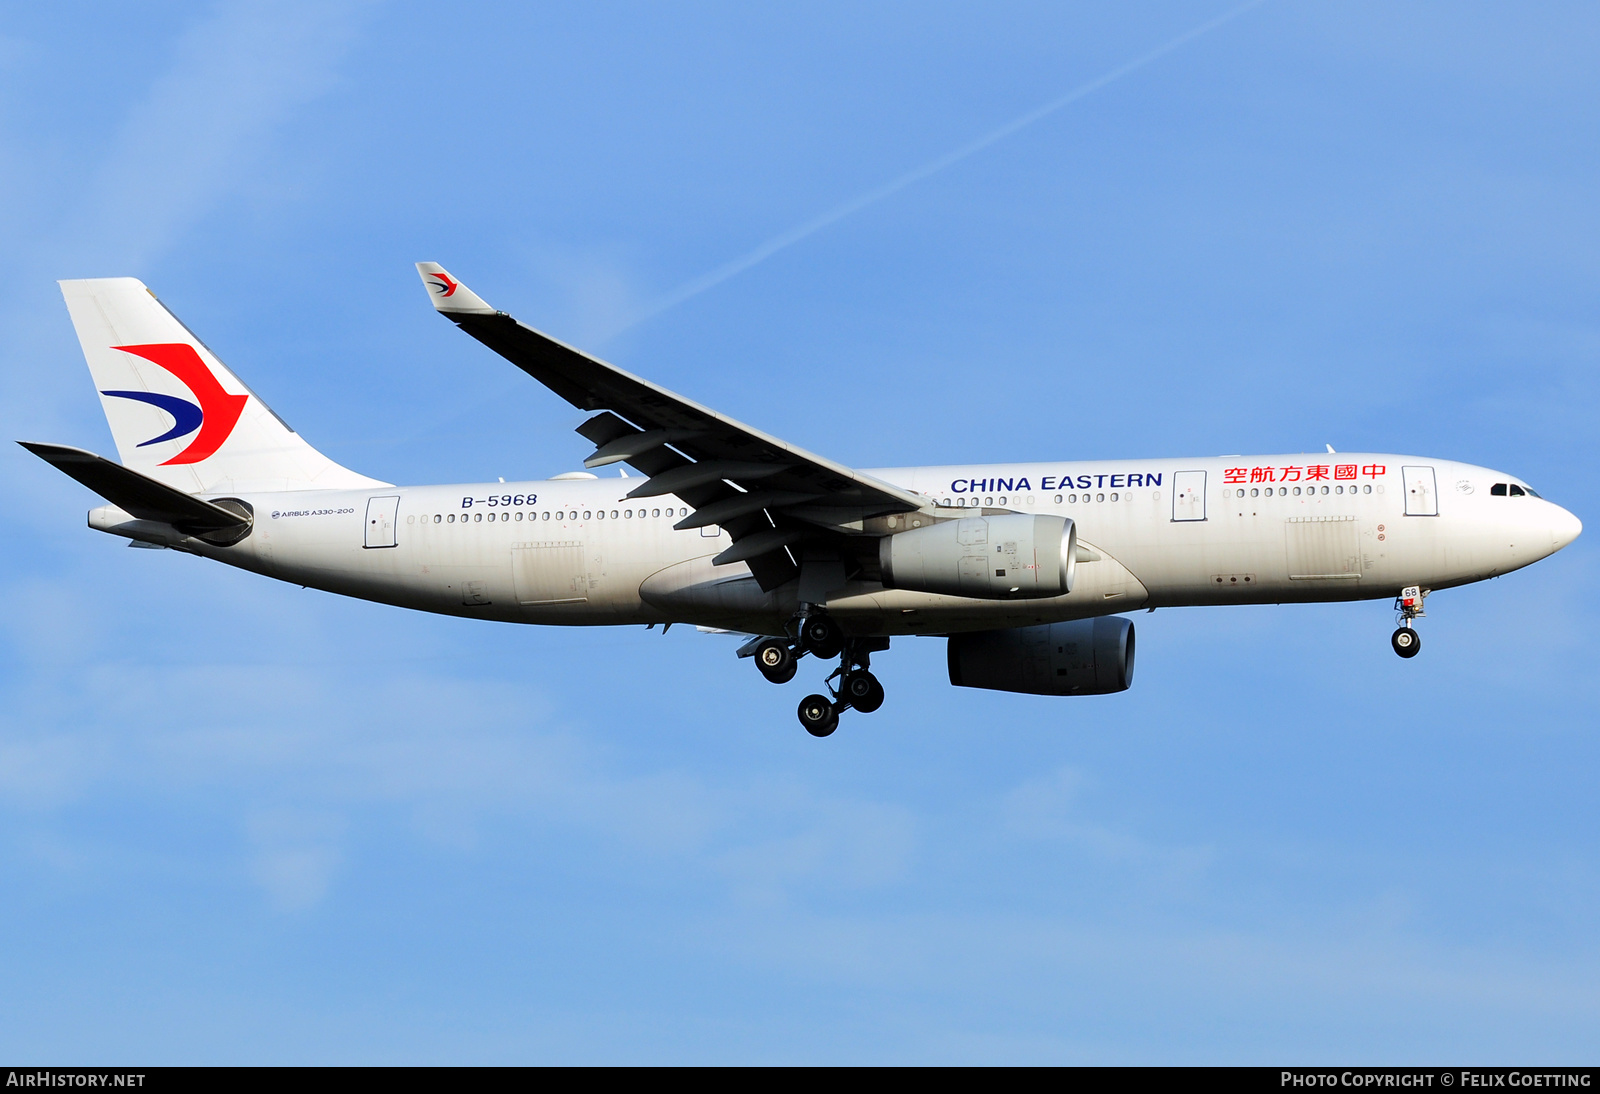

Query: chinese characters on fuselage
[{"left": 1223, "top": 464, "right": 1386, "bottom": 485}]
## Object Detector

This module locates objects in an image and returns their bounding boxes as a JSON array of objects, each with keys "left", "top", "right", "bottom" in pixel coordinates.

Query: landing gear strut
[
  {"left": 743, "top": 612, "right": 890, "bottom": 735},
  {"left": 1392, "top": 585, "right": 1426, "bottom": 659},
  {"left": 794, "top": 633, "right": 888, "bottom": 735}
]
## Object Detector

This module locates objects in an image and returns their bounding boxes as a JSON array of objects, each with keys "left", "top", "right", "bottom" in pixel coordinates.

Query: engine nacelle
[
  {"left": 879, "top": 514, "right": 1075, "bottom": 600},
  {"left": 947, "top": 616, "right": 1135, "bottom": 696}
]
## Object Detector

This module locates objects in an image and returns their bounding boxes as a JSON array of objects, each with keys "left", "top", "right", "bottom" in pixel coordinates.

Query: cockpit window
[
  {"left": 1491, "top": 483, "right": 1508, "bottom": 496},
  {"left": 1508, "top": 484, "right": 1526, "bottom": 497},
  {"left": 1525, "top": 487, "right": 1541, "bottom": 498}
]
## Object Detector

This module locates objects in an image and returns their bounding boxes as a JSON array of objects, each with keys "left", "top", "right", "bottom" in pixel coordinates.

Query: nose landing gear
[{"left": 1391, "top": 585, "right": 1426, "bottom": 659}]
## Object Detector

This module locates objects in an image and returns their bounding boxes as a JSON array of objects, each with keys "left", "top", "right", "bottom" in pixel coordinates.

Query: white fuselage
[{"left": 100, "top": 453, "right": 1579, "bottom": 637}]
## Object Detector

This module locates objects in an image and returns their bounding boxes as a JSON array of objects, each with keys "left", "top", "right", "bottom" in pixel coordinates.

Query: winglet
[{"left": 415, "top": 262, "right": 496, "bottom": 315}]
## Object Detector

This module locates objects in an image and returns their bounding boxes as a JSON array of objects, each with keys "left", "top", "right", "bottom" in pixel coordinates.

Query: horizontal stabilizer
[{"left": 19, "top": 442, "right": 250, "bottom": 534}]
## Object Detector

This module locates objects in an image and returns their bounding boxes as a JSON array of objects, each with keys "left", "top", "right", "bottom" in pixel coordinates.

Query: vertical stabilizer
[{"left": 59, "top": 278, "right": 388, "bottom": 494}]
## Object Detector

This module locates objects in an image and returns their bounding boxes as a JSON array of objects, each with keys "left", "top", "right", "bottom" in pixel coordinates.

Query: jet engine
[
  {"left": 947, "top": 616, "right": 1135, "bottom": 695},
  {"left": 879, "top": 514, "right": 1075, "bottom": 600}
]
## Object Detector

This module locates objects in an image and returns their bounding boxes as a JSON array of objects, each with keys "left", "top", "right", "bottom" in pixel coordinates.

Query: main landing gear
[
  {"left": 746, "top": 612, "right": 888, "bottom": 737},
  {"left": 1391, "top": 584, "right": 1426, "bottom": 659}
]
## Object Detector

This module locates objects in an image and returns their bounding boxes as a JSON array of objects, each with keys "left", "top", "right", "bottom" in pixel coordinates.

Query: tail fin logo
[
  {"left": 427, "top": 272, "right": 459, "bottom": 298},
  {"left": 100, "top": 343, "right": 248, "bottom": 465}
]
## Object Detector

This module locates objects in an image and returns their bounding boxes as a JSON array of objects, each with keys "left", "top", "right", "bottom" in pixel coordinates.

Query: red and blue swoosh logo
[{"left": 100, "top": 343, "right": 248, "bottom": 465}]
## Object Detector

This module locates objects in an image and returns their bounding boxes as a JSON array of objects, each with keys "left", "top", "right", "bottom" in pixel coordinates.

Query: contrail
[{"left": 623, "top": 0, "right": 1268, "bottom": 331}]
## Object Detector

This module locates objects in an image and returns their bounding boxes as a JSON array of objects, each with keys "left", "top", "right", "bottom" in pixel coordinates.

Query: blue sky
[{"left": 2, "top": 1, "right": 1597, "bottom": 1063}]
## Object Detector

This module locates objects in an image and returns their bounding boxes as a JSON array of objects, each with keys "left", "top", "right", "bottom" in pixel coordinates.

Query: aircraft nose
[{"left": 1550, "top": 505, "right": 1583, "bottom": 552}]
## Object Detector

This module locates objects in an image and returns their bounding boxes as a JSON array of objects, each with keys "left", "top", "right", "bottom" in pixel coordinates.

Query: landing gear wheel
[
  {"left": 841, "top": 671, "right": 884, "bottom": 714},
  {"left": 754, "top": 639, "right": 797, "bottom": 684},
  {"left": 1391, "top": 627, "right": 1421, "bottom": 658},
  {"left": 800, "top": 615, "right": 843, "bottom": 660},
  {"left": 798, "top": 694, "right": 839, "bottom": 737}
]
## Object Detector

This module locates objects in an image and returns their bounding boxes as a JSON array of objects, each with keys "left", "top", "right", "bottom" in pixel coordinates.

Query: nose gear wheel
[{"left": 1391, "top": 627, "right": 1421, "bottom": 658}]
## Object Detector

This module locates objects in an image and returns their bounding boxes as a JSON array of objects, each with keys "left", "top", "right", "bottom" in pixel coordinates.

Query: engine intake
[
  {"left": 947, "top": 616, "right": 1135, "bottom": 696},
  {"left": 879, "top": 514, "right": 1075, "bottom": 600}
]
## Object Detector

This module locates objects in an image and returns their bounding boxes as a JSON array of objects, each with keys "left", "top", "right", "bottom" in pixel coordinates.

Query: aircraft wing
[{"left": 416, "top": 263, "right": 930, "bottom": 590}]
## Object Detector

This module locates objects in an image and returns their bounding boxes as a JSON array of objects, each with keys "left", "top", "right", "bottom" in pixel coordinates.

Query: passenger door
[
  {"left": 363, "top": 495, "right": 400, "bottom": 548},
  {"left": 1171, "top": 470, "right": 1206, "bottom": 522},
  {"left": 1403, "top": 466, "right": 1438, "bottom": 516}
]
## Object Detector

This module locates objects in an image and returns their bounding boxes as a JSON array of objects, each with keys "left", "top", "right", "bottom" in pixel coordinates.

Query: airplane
[{"left": 22, "top": 265, "right": 1583, "bottom": 737}]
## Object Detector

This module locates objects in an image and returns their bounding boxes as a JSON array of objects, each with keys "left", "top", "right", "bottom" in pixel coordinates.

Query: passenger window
[
  {"left": 1054, "top": 495, "right": 1062, "bottom": 504},
  {"left": 583, "top": 510, "right": 592, "bottom": 519},
  {"left": 1110, "top": 492, "right": 1119, "bottom": 501},
  {"left": 1363, "top": 485, "right": 1371, "bottom": 494},
  {"left": 1068, "top": 494, "right": 1077, "bottom": 503},
  {"left": 1096, "top": 493, "right": 1105, "bottom": 502},
  {"left": 1508, "top": 485, "right": 1525, "bottom": 497}
]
